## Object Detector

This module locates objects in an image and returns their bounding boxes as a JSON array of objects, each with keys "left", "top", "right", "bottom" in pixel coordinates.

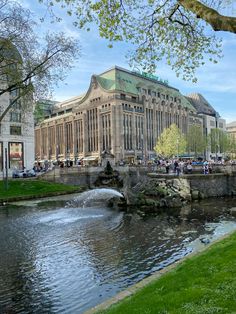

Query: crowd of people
[
  {"left": 33, "top": 157, "right": 235, "bottom": 176},
  {"left": 152, "top": 159, "right": 219, "bottom": 176}
]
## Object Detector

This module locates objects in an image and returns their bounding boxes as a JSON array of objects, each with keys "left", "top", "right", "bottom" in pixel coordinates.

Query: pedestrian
[
  {"left": 203, "top": 164, "right": 209, "bottom": 174},
  {"left": 186, "top": 162, "right": 192, "bottom": 174},
  {"left": 208, "top": 162, "right": 212, "bottom": 174},
  {"left": 176, "top": 164, "right": 181, "bottom": 176},
  {"left": 165, "top": 161, "right": 170, "bottom": 174},
  {"left": 174, "top": 160, "right": 178, "bottom": 173}
]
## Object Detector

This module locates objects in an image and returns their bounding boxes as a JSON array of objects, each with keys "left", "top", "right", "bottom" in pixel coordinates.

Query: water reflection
[{"left": 0, "top": 197, "right": 236, "bottom": 313}]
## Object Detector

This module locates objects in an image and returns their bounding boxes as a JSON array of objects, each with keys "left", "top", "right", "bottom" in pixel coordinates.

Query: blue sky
[{"left": 21, "top": 0, "right": 236, "bottom": 123}]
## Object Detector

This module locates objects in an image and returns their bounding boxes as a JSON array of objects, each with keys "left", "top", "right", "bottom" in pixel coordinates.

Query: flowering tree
[
  {"left": 154, "top": 124, "right": 186, "bottom": 158},
  {"left": 186, "top": 124, "right": 207, "bottom": 157},
  {"left": 40, "top": 0, "right": 235, "bottom": 81}
]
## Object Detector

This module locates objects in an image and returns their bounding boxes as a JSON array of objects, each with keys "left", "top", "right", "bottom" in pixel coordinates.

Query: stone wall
[
  {"left": 41, "top": 166, "right": 236, "bottom": 199},
  {"left": 187, "top": 173, "right": 236, "bottom": 198}
]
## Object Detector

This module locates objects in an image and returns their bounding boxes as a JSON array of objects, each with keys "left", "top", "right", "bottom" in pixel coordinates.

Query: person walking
[
  {"left": 176, "top": 163, "right": 181, "bottom": 176},
  {"left": 165, "top": 161, "right": 170, "bottom": 174}
]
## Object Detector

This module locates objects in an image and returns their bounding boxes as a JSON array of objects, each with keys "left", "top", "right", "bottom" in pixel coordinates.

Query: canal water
[{"left": 0, "top": 191, "right": 236, "bottom": 314}]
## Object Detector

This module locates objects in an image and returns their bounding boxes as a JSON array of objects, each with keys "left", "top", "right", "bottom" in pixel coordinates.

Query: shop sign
[{"left": 133, "top": 70, "right": 169, "bottom": 85}]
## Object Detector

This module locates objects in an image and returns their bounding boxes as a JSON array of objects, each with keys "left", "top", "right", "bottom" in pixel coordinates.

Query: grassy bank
[
  {"left": 98, "top": 232, "right": 236, "bottom": 314},
  {"left": 0, "top": 179, "right": 80, "bottom": 201}
]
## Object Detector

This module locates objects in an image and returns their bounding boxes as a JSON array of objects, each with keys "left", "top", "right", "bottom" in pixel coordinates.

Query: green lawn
[
  {"left": 0, "top": 179, "right": 80, "bottom": 200},
  {"left": 99, "top": 232, "right": 236, "bottom": 314}
]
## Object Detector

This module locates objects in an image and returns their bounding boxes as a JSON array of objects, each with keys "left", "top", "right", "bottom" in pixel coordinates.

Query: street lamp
[
  {"left": 4, "top": 147, "right": 8, "bottom": 190},
  {"left": 176, "top": 138, "right": 179, "bottom": 159}
]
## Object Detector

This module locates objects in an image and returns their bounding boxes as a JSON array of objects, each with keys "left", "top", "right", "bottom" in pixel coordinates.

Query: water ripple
[{"left": 0, "top": 197, "right": 236, "bottom": 313}]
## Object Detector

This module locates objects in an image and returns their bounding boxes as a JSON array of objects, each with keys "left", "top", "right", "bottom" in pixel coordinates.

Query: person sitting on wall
[
  {"left": 203, "top": 161, "right": 209, "bottom": 174},
  {"left": 208, "top": 162, "right": 213, "bottom": 174},
  {"left": 186, "top": 162, "right": 192, "bottom": 174}
]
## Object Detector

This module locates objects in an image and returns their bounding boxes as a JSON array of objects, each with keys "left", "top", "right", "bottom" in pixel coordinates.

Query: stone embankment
[
  {"left": 124, "top": 177, "right": 191, "bottom": 212},
  {"left": 41, "top": 166, "right": 236, "bottom": 211},
  {"left": 123, "top": 172, "right": 236, "bottom": 212}
]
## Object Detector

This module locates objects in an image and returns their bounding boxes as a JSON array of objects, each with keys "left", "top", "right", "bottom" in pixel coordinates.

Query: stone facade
[
  {"left": 186, "top": 93, "right": 226, "bottom": 159},
  {"left": 0, "top": 92, "right": 34, "bottom": 176},
  {"left": 226, "top": 121, "right": 236, "bottom": 138},
  {"left": 35, "top": 66, "right": 207, "bottom": 165},
  {"left": 0, "top": 44, "right": 34, "bottom": 177}
]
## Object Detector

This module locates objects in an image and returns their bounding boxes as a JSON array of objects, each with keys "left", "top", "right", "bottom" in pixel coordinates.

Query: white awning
[{"left": 83, "top": 156, "right": 99, "bottom": 161}]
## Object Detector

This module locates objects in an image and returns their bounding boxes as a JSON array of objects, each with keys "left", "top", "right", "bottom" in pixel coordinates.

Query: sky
[{"left": 20, "top": 0, "right": 236, "bottom": 124}]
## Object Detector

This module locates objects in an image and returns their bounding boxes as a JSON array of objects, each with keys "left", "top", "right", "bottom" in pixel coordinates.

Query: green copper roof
[{"left": 96, "top": 66, "right": 195, "bottom": 111}]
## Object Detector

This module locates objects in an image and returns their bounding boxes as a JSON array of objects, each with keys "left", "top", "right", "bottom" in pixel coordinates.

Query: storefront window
[
  {"left": 0, "top": 142, "right": 3, "bottom": 171},
  {"left": 8, "top": 142, "right": 24, "bottom": 169}
]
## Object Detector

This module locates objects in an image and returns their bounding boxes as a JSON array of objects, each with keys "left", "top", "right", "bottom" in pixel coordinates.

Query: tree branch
[
  {"left": 0, "top": 46, "right": 64, "bottom": 98},
  {"left": 178, "top": 0, "right": 236, "bottom": 33},
  {"left": 0, "top": 86, "right": 31, "bottom": 122}
]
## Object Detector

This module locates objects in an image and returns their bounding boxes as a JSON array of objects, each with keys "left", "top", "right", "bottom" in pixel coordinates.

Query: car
[
  {"left": 26, "top": 169, "right": 36, "bottom": 177},
  {"left": 12, "top": 169, "right": 36, "bottom": 178},
  {"left": 12, "top": 169, "right": 27, "bottom": 178}
]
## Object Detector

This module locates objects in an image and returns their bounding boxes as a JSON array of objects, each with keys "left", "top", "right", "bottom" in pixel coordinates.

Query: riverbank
[
  {"left": 0, "top": 179, "right": 81, "bottom": 203},
  {"left": 87, "top": 231, "right": 236, "bottom": 314}
]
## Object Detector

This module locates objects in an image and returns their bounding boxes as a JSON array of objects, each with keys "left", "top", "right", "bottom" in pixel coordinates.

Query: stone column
[
  {"left": 143, "top": 99, "right": 147, "bottom": 162},
  {"left": 72, "top": 117, "right": 76, "bottom": 161},
  {"left": 132, "top": 107, "right": 136, "bottom": 152},
  {"left": 82, "top": 111, "right": 87, "bottom": 156},
  {"left": 47, "top": 124, "right": 49, "bottom": 160},
  {"left": 153, "top": 103, "right": 157, "bottom": 147},
  {"left": 97, "top": 108, "right": 102, "bottom": 156},
  {"left": 54, "top": 121, "right": 58, "bottom": 159},
  {"left": 110, "top": 104, "right": 115, "bottom": 155}
]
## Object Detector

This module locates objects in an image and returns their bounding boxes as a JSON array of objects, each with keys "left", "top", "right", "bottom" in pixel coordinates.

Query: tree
[
  {"left": 40, "top": 0, "right": 235, "bottom": 82},
  {"left": 227, "top": 134, "right": 236, "bottom": 158},
  {"left": 154, "top": 124, "right": 186, "bottom": 158},
  {"left": 208, "top": 128, "right": 229, "bottom": 158},
  {"left": 0, "top": 0, "right": 80, "bottom": 122},
  {"left": 186, "top": 124, "right": 207, "bottom": 157}
]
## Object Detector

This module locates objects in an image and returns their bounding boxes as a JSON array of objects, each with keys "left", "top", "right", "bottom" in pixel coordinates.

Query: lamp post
[
  {"left": 177, "top": 138, "right": 179, "bottom": 159},
  {"left": 4, "top": 147, "right": 8, "bottom": 190}
]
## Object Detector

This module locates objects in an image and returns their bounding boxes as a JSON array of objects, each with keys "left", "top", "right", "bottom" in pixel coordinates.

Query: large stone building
[
  {"left": 34, "top": 66, "right": 224, "bottom": 165},
  {"left": 226, "top": 121, "right": 236, "bottom": 139},
  {"left": 186, "top": 93, "right": 226, "bottom": 159},
  {"left": 186, "top": 93, "right": 226, "bottom": 135},
  {"left": 0, "top": 41, "right": 34, "bottom": 177}
]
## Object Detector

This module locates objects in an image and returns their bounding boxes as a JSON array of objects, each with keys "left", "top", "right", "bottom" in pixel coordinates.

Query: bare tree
[{"left": 0, "top": 0, "right": 80, "bottom": 122}]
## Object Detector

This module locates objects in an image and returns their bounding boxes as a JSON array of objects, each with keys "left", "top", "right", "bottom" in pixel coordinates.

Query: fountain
[
  {"left": 94, "top": 161, "right": 123, "bottom": 187},
  {"left": 68, "top": 188, "right": 124, "bottom": 208}
]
